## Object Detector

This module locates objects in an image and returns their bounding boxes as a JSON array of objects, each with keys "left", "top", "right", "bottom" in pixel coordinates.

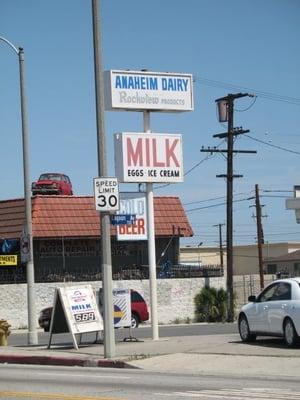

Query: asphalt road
[
  {"left": 8, "top": 322, "right": 238, "bottom": 346},
  {"left": 1, "top": 363, "right": 300, "bottom": 400}
]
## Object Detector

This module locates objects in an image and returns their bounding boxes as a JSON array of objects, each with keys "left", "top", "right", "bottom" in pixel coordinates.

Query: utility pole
[
  {"left": 201, "top": 93, "right": 256, "bottom": 322},
  {"left": 213, "top": 223, "right": 225, "bottom": 269},
  {"left": 255, "top": 184, "right": 265, "bottom": 289},
  {"left": 91, "top": 0, "right": 115, "bottom": 358}
]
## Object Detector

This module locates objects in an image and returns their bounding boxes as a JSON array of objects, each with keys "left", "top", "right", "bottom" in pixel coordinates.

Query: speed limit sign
[{"left": 93, "top": 177, "right": 119, "bottom": 212}]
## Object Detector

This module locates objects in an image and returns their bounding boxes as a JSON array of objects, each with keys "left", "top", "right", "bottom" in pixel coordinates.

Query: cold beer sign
[{"left": 114, "top": 132, "right": 183, "bottom": 183}]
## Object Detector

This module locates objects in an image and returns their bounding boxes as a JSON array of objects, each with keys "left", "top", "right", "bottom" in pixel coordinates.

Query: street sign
[
  {"left": 93, "top": 177, "right": 119, "bottom": 212},
  {"left": 111, "top": 214, "right": 136, "bottom": 225}
]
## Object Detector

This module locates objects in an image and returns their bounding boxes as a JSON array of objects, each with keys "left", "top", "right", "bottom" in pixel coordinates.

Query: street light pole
[{"left": 0, "top": 36, "right": 37, "bottom": 345}]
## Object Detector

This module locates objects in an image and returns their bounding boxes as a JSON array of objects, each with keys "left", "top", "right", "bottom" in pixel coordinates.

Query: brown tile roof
[{"left": 0, "top": 196, "right": 193, "bottom": 239}]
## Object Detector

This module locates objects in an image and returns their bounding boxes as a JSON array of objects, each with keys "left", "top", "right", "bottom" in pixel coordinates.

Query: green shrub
[{"left": 194, "top": 287, "right": 228, "bottom": 322}]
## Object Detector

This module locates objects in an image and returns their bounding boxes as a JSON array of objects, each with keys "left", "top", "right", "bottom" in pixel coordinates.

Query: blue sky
[{"left": 1, "top": 0, "right": 300, "bottom": 247}]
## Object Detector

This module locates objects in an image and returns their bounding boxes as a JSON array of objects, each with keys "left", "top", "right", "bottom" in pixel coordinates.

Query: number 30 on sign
[{"left": 94, "top": 177, "right": 119, "bottom": 212}]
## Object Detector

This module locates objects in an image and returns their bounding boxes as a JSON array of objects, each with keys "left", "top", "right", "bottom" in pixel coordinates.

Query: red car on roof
[{"left": 31, "top": 173, "right": 73, "bottom": 196}]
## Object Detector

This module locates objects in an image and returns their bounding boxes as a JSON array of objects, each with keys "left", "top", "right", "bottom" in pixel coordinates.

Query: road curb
[{"left": 0, "top": 354, "right": 134, "bottom": 369}]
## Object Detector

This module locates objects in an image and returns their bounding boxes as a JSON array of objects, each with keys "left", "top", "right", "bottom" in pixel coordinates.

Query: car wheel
[
  {"left": 238, "top": 314, "right": 256, "bottom": 342},
  {"left": 131, "top": 314, "right": 139, "bottom": 329},
  {"left": 284, "top": 318, "right": 298, "bottom": 347}
]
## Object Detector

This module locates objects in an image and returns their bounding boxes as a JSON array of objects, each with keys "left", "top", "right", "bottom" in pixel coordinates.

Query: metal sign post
[
  {"left": 105, "top": 67, "right": 194, "bottom": 343},
  {"left": 91, "top": 0, "right": 115, "bottom": 358},
  {"left": 143, "top": 111, "right": 159, "bottom": 340}
]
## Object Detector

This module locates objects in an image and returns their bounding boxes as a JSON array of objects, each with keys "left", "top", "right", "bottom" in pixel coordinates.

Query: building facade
[
  {"left": 180, "top": 242, "right": 300, "bottom": 276},
  {"left": 0, "top": 195, "right": 193, "bottom": 283}
]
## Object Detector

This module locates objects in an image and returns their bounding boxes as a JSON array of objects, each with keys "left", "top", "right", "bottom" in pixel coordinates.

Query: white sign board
[
  {"left": 117, "top": 193, "right": 147, "bottom": 241},
  {"left": 94, "top": 177, "right": 119, "bottom": 211},
  {"left": 48, "top": 285, "right": 103, "bottom": 350},
  {"left": 105, "top": 70, "right": 193, "bottom": 112},
  {"left": 113, "top": 288, "right": 131, "bottom": 328},
  {"left": 114, "top": 132, "right": 183, "bottom": 183}
]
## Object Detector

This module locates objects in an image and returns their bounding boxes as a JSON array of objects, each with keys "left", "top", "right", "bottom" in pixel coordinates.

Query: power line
[
  {"left": 154, "top": 140, "right": 226, "bottom": 190},
  {"left": 183, "top": 191, "right": 253, "bottom": 206},
  {"left": 263, "top": 189, "right": 293, "bottom": 193},
  {"left": 195, "top": 76, "right": 300, "bottom": 106},
  {"left": 245, "top": 134, "right": 300, "bottom": 155},
  {"left": 261, "top": 195, "right": 293, "bottom": 199},
  {"left": 186, "top": 197, "right": 251, "bottom": 213},
  {"left": 235, "top": 96, "right": 257, "bottom": 112}
]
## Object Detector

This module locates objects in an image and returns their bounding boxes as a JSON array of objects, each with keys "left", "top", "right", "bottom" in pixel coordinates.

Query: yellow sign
[{"left": 0, "top": 255, "right": 18, "bottom": 266}]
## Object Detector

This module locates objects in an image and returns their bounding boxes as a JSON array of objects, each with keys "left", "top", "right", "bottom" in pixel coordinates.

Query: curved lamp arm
[{"left": 0, "top": 36, "right": 19, "bottom": 55}]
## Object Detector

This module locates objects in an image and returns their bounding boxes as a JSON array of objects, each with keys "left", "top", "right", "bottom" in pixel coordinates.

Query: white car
[{"left": 238, "top": 277, "right": 300, "bottom": 346}]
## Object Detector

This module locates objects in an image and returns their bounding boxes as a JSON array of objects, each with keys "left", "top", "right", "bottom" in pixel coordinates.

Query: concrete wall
[
  {"left": 1, "top": 277, "right": 225, "bottom": 329},
  {"left": 2, "top": 274, "right": 278, "bottom": 329}
]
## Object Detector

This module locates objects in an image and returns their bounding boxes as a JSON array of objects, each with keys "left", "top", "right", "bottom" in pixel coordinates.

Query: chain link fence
[
  {"left": 0, "top": 263, "right": 224, "bottom": 284},
  {"left": 234, "top": 274, "right": 276, "bottom": 309}
]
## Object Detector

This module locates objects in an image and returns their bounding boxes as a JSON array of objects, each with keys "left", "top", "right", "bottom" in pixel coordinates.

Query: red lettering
[
  {"left": 118, "top": 218, "right": 145, "bottom": 235},
  {"left": 137, "top": 218, "right": 145, "bottom": 234},
  {"left": 125, "top": 135, "right": 180, "bottom": 168},
  {"left": 119, "top": 225, "right": 126, "bottom": 234},
  {"left": 152, "top": 139, "right": 165, "bottom": 167},
  {"left": 127, "top": 138, "right": 143, "bottom": 166},
  {"left": 145, "top": 138, "right": 150, "bottom": 166},
  {"left": 166, "top": 139, "right": 179, "bottom": 167}
]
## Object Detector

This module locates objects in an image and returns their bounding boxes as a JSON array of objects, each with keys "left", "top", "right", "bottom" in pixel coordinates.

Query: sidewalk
[{"left": 1, "top": 332, "right": 300, "bottom": 378}]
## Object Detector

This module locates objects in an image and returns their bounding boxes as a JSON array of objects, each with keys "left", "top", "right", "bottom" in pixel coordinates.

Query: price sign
[{"left": 94, "top": 177, "right": 119, "bottom": 212}]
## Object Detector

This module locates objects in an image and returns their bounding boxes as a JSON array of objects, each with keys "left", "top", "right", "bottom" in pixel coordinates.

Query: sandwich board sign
[
  {"left": 112, "top": 288, "right": 131, "bottom": 328},
  {"left": 48, "top": 285, "right": 103, "bottom": 350},
  {"left": 98, "top": 288, "right": 131, "bottom": 328}
]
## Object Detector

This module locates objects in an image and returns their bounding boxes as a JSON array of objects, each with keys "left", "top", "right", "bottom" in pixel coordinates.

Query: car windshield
[{"left": 39, "top": 174, "right": 62, "bottom": 181}]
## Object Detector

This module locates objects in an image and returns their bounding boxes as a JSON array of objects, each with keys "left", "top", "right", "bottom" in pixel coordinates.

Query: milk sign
[
  {"left": 105, "top": 70, "right": 193, "bottom": 112},
  {"left": 117, "top": 193, "right": 147, "bottom": 241},
  {"left": 114, "top": 132, "right": 183, "bottom": 183}
]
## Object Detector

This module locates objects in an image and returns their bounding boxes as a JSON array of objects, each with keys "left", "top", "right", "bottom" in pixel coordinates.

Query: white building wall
[{"left": 1, "top": 277, "right": 225, "bottom": 329}]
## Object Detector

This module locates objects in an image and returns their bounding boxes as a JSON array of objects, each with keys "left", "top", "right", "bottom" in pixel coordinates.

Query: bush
[{"left": 194, "top": 287, "right": 228, "bottom": 322}]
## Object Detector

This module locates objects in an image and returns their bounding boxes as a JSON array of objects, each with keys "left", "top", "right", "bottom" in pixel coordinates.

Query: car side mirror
[{"left": 248, "top": 295, "right": 256, "bottom": 302}]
